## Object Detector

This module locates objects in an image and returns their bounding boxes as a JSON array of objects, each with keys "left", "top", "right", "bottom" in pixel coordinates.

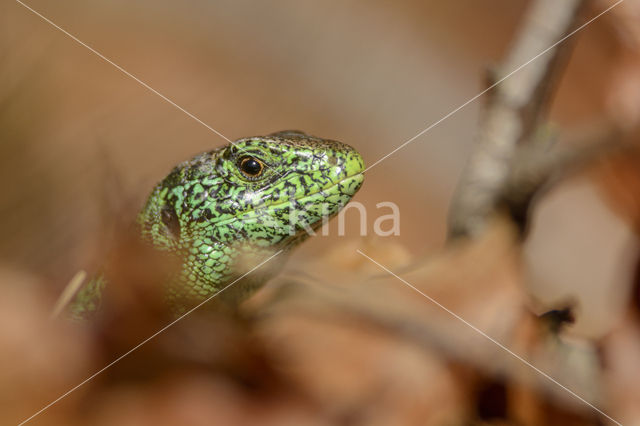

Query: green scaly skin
[{"left": 71, "top": 131, "right": 365, "bottom": 317}]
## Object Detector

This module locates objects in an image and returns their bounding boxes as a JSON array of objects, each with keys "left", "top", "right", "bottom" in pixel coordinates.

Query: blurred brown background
[{"left": 4, "top": 0, "right": 640, "bottom": 425}]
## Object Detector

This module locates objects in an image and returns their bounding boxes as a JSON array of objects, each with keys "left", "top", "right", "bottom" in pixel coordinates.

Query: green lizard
[{"left": 70, "top": 131, "right": 365, "bottom": 318}]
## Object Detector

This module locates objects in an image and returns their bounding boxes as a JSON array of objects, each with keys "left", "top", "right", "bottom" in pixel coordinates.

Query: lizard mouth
[
  {"left": 254, "top": 170, "right": 365, "bottom": 213},
  {"left": 279, "top": 171, "right": 364, "bottom": 241}
]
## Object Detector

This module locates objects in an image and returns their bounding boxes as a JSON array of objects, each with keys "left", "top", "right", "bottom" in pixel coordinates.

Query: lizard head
[{"left": 137, "top": 131, "right": 364, "bottom": 305}]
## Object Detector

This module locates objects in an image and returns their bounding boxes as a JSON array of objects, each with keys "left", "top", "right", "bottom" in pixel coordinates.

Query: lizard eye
[{"left": 238, "top": 156, "right": 264, "bottom": 178}]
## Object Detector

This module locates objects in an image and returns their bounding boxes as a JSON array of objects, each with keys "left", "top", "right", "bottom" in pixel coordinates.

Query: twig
[
  {"left": 448, "top": 0, "right": 589, "bottom": 240},
  {"left": 50, "top": 269, "right": 87, "bottom": 319}
]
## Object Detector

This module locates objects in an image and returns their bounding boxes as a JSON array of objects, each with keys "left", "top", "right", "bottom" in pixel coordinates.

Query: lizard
[{"left": 69, "top": 131, "right": 365, "bottom": 318}]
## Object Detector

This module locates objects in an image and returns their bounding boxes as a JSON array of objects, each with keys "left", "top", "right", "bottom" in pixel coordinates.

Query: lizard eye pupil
[{"left": 238, "top": 156, "right": 264, "bottom": 177}]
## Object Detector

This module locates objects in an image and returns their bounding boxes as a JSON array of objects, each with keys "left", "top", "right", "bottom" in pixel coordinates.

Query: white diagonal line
[
  {"left": 364, "top": 0, "right": 625, "bottom": 172},
  {"left": 14, "top": 0, "right": 292, "bottom": 180},
  {"left": 356, "top": 249, "right": 622, "bottom": 426},
  {"left": 15, "top": 0, "right": 232, "bottom": 143},
  {"left": 18, "top": 249, "right": 283, "bottom": 426}
]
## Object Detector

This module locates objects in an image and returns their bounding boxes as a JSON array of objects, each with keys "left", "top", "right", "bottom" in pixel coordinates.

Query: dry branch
[{"left": 448, "top": 0, "right": 589, "bottom": 240}]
